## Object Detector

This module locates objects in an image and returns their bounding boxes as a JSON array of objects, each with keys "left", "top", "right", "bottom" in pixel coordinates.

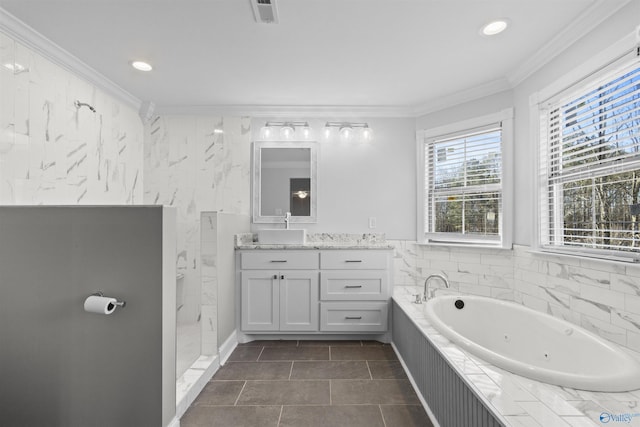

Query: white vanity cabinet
[
  {"left": 319, "top": 250, "right": 390, "bottom": 332},
  {"left": 239, "top": 251, "right": 319, "bottom": 332},
  {"left": 237, "top": 248, "right": 392, "bottom": 336}
]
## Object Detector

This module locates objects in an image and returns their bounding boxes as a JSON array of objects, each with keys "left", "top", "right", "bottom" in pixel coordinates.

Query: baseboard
[
  {"left": 391, "top": 341, "right": 441, "bottom": 427},
  {"left": 219, "top": 330, "right": 238, "bottom": 365}
]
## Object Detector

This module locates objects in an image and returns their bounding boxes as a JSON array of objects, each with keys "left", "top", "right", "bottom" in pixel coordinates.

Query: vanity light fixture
[
  {"left": 481, "top": 19, "right": 509, "bottom": 36},
  {"left": 259, "top": 121, "right": 313, "bottom": 141},
  {"left": 131, "top": 60, "right": 153, "bottom": 71},
  {"left": 323, "top": 122, "right": 373, "bottom": 142}
]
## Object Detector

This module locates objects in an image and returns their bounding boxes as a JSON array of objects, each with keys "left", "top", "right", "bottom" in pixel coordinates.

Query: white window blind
[
  {"left": 425, "top": 125, "right": 503, "bottom": 244},
  {"left": 540, "top": 59, "right": 640, "bottom": 258}
]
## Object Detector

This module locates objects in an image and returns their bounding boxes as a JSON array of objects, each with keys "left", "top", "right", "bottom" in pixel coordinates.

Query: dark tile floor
[{"left": 181, "top": 340, "right": 434, "bottom": 427}]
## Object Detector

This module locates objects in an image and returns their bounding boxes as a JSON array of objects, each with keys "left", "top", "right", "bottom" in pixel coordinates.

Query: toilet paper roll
[{"left": 84, "top": 295, "right": 118, "bottom": 315}]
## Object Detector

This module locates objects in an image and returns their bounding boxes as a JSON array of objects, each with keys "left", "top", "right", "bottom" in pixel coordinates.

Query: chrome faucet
[
  {"left": 284, "top": 212, "right": 291, "bottom": 230},
  {"left": 423, "top": 274, "right": 449, "bottom": 301}
]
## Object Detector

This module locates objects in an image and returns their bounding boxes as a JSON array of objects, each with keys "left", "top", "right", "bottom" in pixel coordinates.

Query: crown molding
[
  {"left": 506, "top": 0, "right": 632, "bottom": 87},
  {"left": 155, "top": 104, "right": 417, "bottom": 118},
  {"left": 411, "top": 78, "right": 512, "bottom": 117},
  {"left": 0, "top": 7, "right": 141, "bottom": 110}
]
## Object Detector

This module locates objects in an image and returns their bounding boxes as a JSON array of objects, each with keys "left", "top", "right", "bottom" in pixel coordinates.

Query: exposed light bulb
[
  {"left": 260, "top": 125, "right": 274, "bottom": 140},
  {"left": 294, "top": 191, "right": 308, "bottom": 199},
  {"left": 301, "top": 123, "right": 312, "bottom": 140},
  {"left": 280, "top": 124, "right": 295, "bottom": 140},
  {"left": 323, "top": 125, "right": 333, "bottom": 140},
  {"left": 361, "top": 126, "right": 373, "bottom": 142},
  {"left": 339, "top": 125, "right": 353, "bottom": 142}
]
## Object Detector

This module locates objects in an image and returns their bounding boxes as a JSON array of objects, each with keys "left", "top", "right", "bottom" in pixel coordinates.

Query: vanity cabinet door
[
  {"left": 241, "top": 270, "right": 279, "bottom": 331},
  {"left": 279, "top": 271, "right": 319, "bottom": 332}
]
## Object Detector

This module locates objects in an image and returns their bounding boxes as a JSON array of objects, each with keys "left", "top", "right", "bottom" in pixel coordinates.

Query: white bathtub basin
[{"left": 425, "top": 294, "right": 640, "bottom": 392}]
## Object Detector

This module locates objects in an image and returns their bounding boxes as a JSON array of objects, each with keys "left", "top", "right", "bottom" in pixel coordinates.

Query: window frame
[
  {"left": 532, "top": 31, "right": 640, "bottom": 262},
  {"left": 417, "top": 108, "right": 514, "bottom": 248}
]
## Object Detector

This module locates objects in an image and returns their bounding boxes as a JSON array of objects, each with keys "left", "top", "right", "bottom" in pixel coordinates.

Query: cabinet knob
[
  {"left": 280, "top": 275, "right": 285, "bottom": 280},
  {"left": 273, "top": 275, "right": 278, "bottom": 280}
]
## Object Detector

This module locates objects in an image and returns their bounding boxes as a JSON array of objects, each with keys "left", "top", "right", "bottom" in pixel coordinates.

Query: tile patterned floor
[{"left": 181, "top": 340, "right": 433, "bottom": 427}]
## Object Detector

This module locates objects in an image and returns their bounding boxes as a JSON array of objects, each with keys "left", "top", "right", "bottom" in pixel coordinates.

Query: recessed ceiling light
[
  {"left": 481, "top": 20, "right": 509, "bottom": 36},
  {"left": 131, "top": 61, "right": 153, "bottom": 71}
]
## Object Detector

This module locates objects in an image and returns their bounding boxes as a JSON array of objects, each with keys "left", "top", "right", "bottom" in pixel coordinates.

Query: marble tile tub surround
[
  {"left": 390, "top": 241, "right": 640, "bottom": 355},
  {"left": 236, "top": 232, "right": 393, "bottom": 249},
  {"left": 394, "top": 286, "right": 640, "bottom": 427},
  {"left": 0, "top": 32, "right": 144, "bottom": 205}
]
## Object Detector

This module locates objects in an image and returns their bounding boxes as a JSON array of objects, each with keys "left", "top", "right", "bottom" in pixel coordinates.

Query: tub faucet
[
  {"left": 424, "top": 274, "right": 449, "bottom": 301},
  {"left": 284, "top": 212, "right": 291, "bottom": 229}
]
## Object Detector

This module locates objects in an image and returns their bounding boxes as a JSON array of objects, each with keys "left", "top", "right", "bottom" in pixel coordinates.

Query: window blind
[
  {"left": 425, "top": 125, "right": 502, "bottom": 242},
  {"left": 540, "top": 61, "right": 640, "bottom": 255}
]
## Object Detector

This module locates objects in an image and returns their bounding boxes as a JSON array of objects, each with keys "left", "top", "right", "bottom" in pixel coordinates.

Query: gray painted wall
[{"left": 0, "top": 206, "right": 175, "bottom": 427}]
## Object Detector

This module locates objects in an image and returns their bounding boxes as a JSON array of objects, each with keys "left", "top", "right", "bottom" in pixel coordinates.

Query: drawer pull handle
[
  {"left": 270, "top": 260, "right": 288, "bottom": 263},
  {"left": 345, "top": 260, "right": 362, "bottom": 263},
  {"left": 344, "top": 285, "right": 363, "bottom": 288},
  {"left": 345, "top": 316, "right": 362, "bottom": 320}
]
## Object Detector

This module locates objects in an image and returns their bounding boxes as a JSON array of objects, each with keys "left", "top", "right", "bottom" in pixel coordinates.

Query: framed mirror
[{"left": 252, "top": 141, "right": 318, "bottom": 223}]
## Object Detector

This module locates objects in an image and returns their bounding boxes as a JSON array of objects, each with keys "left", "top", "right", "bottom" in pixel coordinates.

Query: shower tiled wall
[
  {"left": 390, "top": 241, "right": 640, "bottom": 354},
  {"left": 143, "top": 115, "right": 251, "bottom": 329},
  {"left": 0, "top": 33, "right": 143, "bottom": 204}
]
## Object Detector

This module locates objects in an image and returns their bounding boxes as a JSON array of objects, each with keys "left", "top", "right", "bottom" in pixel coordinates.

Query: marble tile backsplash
[
  {"left": 390, "top": 241, "right": 640, "bottom": 354},
  {"left": 0, "top": 33, "right": 143, "bottom": 205}
]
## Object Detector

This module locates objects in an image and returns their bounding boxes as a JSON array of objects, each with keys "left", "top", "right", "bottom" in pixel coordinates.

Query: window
[
  {"left": 538, "top": 54, "right": 640, "bottom": 260},
  {"left": 418, "top": 109, "right": 513, "bottom": 247}
]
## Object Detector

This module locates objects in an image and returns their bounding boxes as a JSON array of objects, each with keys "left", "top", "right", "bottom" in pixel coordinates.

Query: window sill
[
  {"left": 529, "top": 247, "right": 640, "bottom": 264},
  {"left": 417, "top": 240, "right": 513, "bottom": 251}
]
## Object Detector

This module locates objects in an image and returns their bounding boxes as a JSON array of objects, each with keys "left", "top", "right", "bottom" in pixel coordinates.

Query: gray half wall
[{"left": 0, "top": 206, "right": 176, "bottom": 427}]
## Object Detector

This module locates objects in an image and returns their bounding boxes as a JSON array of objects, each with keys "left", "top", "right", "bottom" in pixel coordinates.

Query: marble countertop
[
  {"left": 235, "top": 232, "right": 394, "bottom": 250},
  {"left": 393, "top": 286, "right": 640, "bottom": 427}
]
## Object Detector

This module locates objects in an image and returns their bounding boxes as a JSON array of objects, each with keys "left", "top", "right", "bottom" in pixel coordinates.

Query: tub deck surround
[
  {"left": 235, "top": 232, "right": 394, "bottom": 249},
  {"left": 425, "top": 294, "right": 640, "bottom": 393},
  {"left": 393, "top": 286, "right": 640, "bottom": 427}
]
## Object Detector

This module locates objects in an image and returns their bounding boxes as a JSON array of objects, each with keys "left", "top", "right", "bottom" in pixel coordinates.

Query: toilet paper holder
[{"left": 91, "top": 291, "right": 126, "bottom": 308}]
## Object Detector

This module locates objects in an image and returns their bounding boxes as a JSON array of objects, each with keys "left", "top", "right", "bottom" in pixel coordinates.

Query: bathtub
[{"left": 424, "top": 294, "right": 640, "bottom": 392}]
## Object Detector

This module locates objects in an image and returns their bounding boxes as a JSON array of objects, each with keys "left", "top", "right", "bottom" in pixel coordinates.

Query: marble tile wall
[
  {"left": 390, "top": 241, "right": 640, "bottom": 354},
  {"left": 143, "top": 115, "right": 251, "bottom": 329},
  {"left": 0, "top": 33, "right": 143, "bottom": 205}
]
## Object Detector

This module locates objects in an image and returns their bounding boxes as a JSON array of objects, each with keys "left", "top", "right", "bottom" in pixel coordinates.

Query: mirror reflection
[
  {"left": 252, "top": 141, "right": 317, "bottom": 224},
  {"left": 260, "top": 148, "right": 310, "bottom": 216}
]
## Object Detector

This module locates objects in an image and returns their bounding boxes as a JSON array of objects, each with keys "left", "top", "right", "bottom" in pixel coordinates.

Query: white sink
[{"left": 257, "top": 229, "right": 306, "bottom": 245}]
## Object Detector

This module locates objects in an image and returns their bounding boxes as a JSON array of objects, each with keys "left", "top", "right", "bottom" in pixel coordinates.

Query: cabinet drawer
[
  {"left": 320, "top": 302, "right": 388, "bottom": 332},
  {"left": 320, "top": 271, "right": 387, "bottom": 301},
  {"left": 240, "top": 251, "right": 319, "bottom": 269},
  {"left": 320, "top": 250, "right": 389, "bottom": 270}
]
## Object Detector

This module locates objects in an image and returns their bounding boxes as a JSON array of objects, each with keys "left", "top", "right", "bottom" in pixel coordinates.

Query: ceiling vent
[{"left": 250, "top": 0, "right": 279, "bottom": 24}]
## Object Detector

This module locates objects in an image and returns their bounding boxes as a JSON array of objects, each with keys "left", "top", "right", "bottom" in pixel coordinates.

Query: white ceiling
[{"left": 0, "top": 0, "right": 631, "bottom": 113}]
